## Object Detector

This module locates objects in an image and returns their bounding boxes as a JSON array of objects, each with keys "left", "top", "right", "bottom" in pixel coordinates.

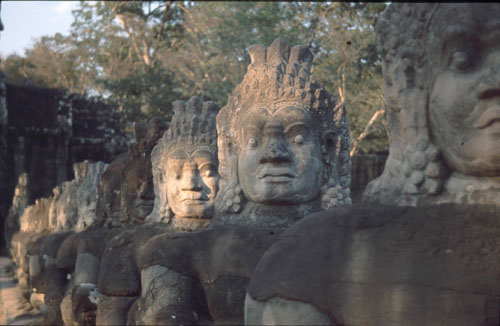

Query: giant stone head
[
  {"left": 150, "top": 96, "right": 220, "bottom": 229},
  {"left": 119, "top": 118, "right": 167, "bottom": 225},
  {"left": 364, "top": 3, "right": 500, "bottom": 205},
  {"left": 215, "top": 38, "right": 351, "bottom": 227}
]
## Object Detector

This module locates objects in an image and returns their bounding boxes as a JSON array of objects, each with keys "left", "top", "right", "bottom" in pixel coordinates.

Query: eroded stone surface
[
  {"left": 119, "top": 118, "right": 167, "bottom": 225},
  {"left": 95, "top": 152, "right": 128, "bottom": 226},
  {"left": 56, "top": 118, "right": 166, "bottom": 324},
  {"left": 53, "top": 161, "right": 108, "bottom": 232},
  {"left": 4, "top": 173, "right": 29, "bottom": 252},
  {"left": 96, "top": 99, "right": 220, "bottom": 324},
  {"left": 1, "top": 83, "right": 128, "bottom": 257},
  {"left": 245, "top": 294, "right": 331, "bottom": 326},
  {"left": 149, "top": 96, "right": 220, "bottom": 228},
  {"left": 363, "top": 3, "right": 500, "bottom": 206},
  {"left": 134, "top": 225, "right": 283, "bottom": 325},
  {"left": 6, "top": 160, "right": 107, "bottom": 324},
  {"left": 247, "top": 204, "right": 500, "bottom": 326},
  {"left": 214, "top": 38, "right": 351, "bottom": 228},
  {"left": 132, "top": 38, "right": 351, "bottom": 325}
]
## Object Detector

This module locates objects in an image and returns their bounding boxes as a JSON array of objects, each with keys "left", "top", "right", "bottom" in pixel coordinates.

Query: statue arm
[
  {"left": 134, "top": 265, "right": 203, "bottom": 325},
  {"left": 245, "top": 294, "right": 334, "bottom": 325}
]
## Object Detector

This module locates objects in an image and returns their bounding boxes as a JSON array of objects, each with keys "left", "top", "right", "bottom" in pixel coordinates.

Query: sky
[{"left": 0, "top": 1, "right": 79, "bottom": 57}]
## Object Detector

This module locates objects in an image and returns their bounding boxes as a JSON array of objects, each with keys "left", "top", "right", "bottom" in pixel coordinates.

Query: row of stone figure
[
  {"left": 7, "top": 37, "right": 351, "bottom": 325},
  {"left": 7, "top": 3, "right": 500, "bottom": 325}
]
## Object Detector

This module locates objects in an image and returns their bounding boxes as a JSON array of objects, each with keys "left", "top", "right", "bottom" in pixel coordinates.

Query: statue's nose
[
  {"left": 181, "top": 169, "right": 202, "bottom": 191},
  {"left": 260, "top": 139, "right": 290, "bottom": 163}
]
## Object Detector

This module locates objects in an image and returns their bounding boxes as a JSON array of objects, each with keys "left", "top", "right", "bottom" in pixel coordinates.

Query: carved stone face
[
  {"left": 165, "top": 147, "right": 219, "bottom": 219},
  {"left": 428, "top": 4, "right": 500, "bottom": 176},
  {"left": 124, "top": 158, "right": 155, "bottom": 223},
  {"left": 237, "top": 102, "right": 323, "bottom": 204}
]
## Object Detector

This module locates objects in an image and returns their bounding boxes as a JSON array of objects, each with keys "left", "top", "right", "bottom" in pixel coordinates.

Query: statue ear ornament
[
  {"left": 399, "top": 137, "right": 448, "bottom": 205},
  {"left": 220, "top": 181, "right": 245, "bottom": 213},
  {"left": 321, "top": 185, "right": 352, "bottom": 210}
]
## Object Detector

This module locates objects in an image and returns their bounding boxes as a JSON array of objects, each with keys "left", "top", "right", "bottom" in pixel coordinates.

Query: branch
[
  {"left": 115, "top": 13, "right": 151, "bottom": 66},
  {"left": 337, "top": 63, "right": 346, "bottom": 103},
  {"left": 350, "top": 109, "right": 385, "bottom": 157}
]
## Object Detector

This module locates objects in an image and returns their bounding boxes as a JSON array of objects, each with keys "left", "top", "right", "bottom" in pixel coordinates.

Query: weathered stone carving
[
  {"left": 215, "top": 37, "right": 351, "bottom": 227},
  {"left": 118, "top": 118, "right": 166, "bottom": 225},
  {"left": 148, "top": 96, "right": 220, "bottom": 229},
  {"left": 48, "top": 161, "right": 108, "bottom": 232},
  {"left": 1, "top": 84, "right": 128, "bottom": 257},
  {"left": 363, "top": 3, "right": 500, "bottom": 206},
  {"left": 5, "top": 173, "right": 29, "bottom": 252},
  {"left": 135, "top": 225, "right": 281, "bottom": 325},
  {"left": 133, "top": 38, "right": 348, "bottom": 325},
  {"left": 7, "top": 160, "right": 108, "bottom": 324},
  {"left": 245, "top": 4, "right": 500, "bottom": 325},
  {"left": 246, "top": 204, "right": 500, "bottom": 326},
  {"left": 95, "top": 152, "right": 128, "bottom": 226},
  {"left": 56, "top": 118, "right": 167, "bottom": 325},
  {"left": 95, "top": 98, "right": 220, "bottom": 325}
]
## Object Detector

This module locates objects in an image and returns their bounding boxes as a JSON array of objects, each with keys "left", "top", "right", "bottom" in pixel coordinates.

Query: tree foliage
[{"left": 0, "top": 1, "right": 388, "bottom": 154}]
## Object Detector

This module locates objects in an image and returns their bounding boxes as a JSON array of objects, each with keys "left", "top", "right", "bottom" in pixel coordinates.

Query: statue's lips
[
  {"left": 258, "top": 168, "right": 296, "bottom": 182},
  {"left": 474, "top": 101, "right": 500, "bottom": 130},
  {"left": 181, "top": 192, "right": 209, "bottom": 203}
]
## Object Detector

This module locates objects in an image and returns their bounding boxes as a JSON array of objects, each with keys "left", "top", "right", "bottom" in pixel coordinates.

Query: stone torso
[
  {"left": 136, "top": 225, "right": 284, "bottom": 324},
  {"left": 247, "top": 204, "right": 500, "bottom": 326}
]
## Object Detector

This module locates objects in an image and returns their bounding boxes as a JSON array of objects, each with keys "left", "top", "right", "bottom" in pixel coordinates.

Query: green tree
[
  {"left": 309, "top": 2, "right": 388, "bottom": 155},
  {"left": 1, "top": 1, "right": 389, "bottom": 153},
  {"left": 164, "top": 1, "right": 309, "bottom": 105},
  {"left": 2, "top": 33, "right": 91, "bottom": 93},
  {"left": 67, "top": 1, "right": 185, "bottom": 123}
]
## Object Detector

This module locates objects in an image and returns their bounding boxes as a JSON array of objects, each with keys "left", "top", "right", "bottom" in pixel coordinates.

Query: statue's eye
[
  {"left": 450, "top": 52, "right": 469, "bottom": 71},
  {"left": 449, "top": 51, "right": 471, "bottom": 71},
  {"left": 294, "top": 134, "right": 304, "bottom": 145},
  {"left": 200, "top": 165, "right": 215, "bottom": 177},
  {"left": 248, "top": 137, "right": 258, "bottom": 148}
]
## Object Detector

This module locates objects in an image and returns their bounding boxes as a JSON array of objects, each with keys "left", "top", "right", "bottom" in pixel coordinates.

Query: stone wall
[{"left": 0, "top": 76, "right": 127, "bottom": 254}]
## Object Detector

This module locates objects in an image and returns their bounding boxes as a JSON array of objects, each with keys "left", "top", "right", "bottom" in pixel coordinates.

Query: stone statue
[
  {"left": 363, "top": 3, "right": 500, "bottom": 206},
  {"left": 119, "top": 118, "right": 166, "bottom": 225},
  {"left": 95, "top": 97, "right": 220, "bottom": 325},
  {"left": 147, "top": 96, "right": 220, "bottom": 229},
  {"left": 214, "top": 37, "right": 351, "bottom": 227},
  {"left": 8, "top": 161, "right": 108, "bottom": 324},
  {"left": 95, "top": 152, "right": 129, "bottom": 226},
  {"left": 55, "top": 154, "right": 129, "bottom": 326},
  {"left": 245, "top": 4, "right": 500, "bottom": 325},
  {"left": 5, "top": 173, "right": 29, "bottom": 253},
  {"left": 246, "top": 204, "right": 500, "bottom": 326},
  {"left": 133, "top": 38, "right": 349, "bottom": 325},
  {"left": 37, "top": 161, "right": 107, "bottom": 324},
  {"left": 46, "top": 160, "right": 108, "bottom": 233},
  {"left": 56, "top": 118, "right": 167, "bottom": 325},
  {"left": 216, "top": 39, "right": 351, "bottom": 226}
]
